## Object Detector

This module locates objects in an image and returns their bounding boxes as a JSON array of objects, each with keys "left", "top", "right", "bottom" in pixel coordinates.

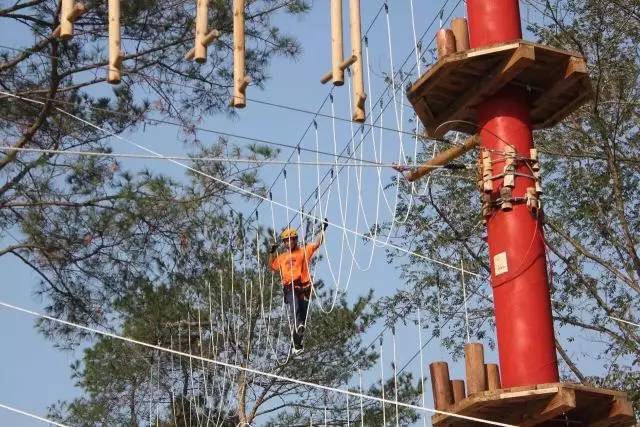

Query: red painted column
[{"left": 466, "top": 0, "right": 559, "bottom": 387}]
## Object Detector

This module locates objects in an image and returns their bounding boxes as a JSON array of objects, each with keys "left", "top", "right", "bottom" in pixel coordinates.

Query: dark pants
[{"left": 283, "top": 285, "right": 310, "bottom": 348}]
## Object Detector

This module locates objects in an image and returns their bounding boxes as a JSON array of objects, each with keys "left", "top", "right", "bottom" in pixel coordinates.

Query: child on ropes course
[{"left": 268, "top": 218, "right": 329, "bottom": 355}]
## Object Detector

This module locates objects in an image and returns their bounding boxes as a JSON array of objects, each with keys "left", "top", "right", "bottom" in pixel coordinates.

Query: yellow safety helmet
[{"left": 280, "top": 228, "right": 298, "bottom": 240}]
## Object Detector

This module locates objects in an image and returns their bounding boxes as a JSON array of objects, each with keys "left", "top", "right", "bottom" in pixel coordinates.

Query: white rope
[
  {"left": 169, "top": 335, "right": 179, "bottom": 427},
  {"left": 358, "top": 369, "right": 365, "bottom": 427},
  {"left": 392, "top": 329, "right": 400, "bottom": 427},
  {"left": 461, "top": 257, "right": 471, "bottom": 343},
  {"left": 417, "top": 307, "right": 427, "bottom": 427},
  {"left": 0, "top": 300, "right": 517, "bottom": 426},
  {"left": 0, "top": 403, "right": 70, "bottom": 427},
  {"left": 608, "top": 316, "right": 640, "bottom": 328},
  {"left": 0, "top": 145, "right": 410, "bottom": 168},
  {"left": 379, "top": 337, "right": 387, "bottom": 426},
  {"left": 2, "top": 92, "right": 478, "bottom": 277}
]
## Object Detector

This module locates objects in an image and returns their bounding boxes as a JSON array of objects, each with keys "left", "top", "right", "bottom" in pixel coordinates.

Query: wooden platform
[
  {"left": 406, "top": 40, "right": 593, "bottom": 137},
  {"left": 432, "top": 382, "right": 636, "bottom": 427}
]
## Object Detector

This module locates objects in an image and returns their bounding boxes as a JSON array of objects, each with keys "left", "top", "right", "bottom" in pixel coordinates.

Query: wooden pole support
[
  {"left": 232, "top": 0, "right": 247, "bottom": 108},
  {"left": 465, "top": 343, "right": 488, "bottom": 396},
  {"left": 402, "top": 134, "right": 479, "bottom": 182},
  {"left": 330, "top": 0, "right": 344, "bottom": 86},
  {"left": 436, "top": 28, "right": 456, "bottom": 60},
  {"left": 429, "top": 362, "right": 454, "bottom": 411},
  {"left": 320, "top": 55, "right": 357, "bottom": 84},
  {"left": 59, "top": 0, "right": 73, "bottom": 39},
  {"left": 194, "top": 0, "right": 209, "bottom": 63},
  {"left": 450, "top": 379, "right": 466, "bottom": 403},
  {"left": 185, "top": 30, "right": 220, "bottom": 61},
  {"left": 486, "top": 363, "right": 502, "bottom": 390},
  {"left": 107, "top": 0, "right": 121, "bottom": 84},
  {"left": 451, "top": 17, "right": 470, "bottom": 51},
  {"left": 349, "top": 0, "right": 366, "bottom": 122}
]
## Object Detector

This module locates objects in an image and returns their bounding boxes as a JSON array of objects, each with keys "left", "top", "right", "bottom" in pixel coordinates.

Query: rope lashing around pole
[{"left": 0, "top": 300, "right": 518, "bottom": 427}]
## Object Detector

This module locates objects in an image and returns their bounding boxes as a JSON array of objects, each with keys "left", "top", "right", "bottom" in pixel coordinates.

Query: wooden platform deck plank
[
  {"left": 406, "top": 40, "right": 593, "bottom": 137},
  {"left": 431, "top": 382, "right": 635, "bottom": 427}
]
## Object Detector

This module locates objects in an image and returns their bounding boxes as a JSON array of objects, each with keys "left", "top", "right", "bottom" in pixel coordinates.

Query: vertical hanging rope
[
  {"left": 461, "top": 256, "right": 471, "bottom": 343},
  {"left": 392, "top": 328, "right": 399, "bottom": 427},
  {"left": 417, "top": 307, "right": 427, "bottom": 427},
  {"left": 359, "top": 369, "right": 365, "bottom": 427},
  {"left": 379, "top": 336, "right": 387, "bottom": 425},
  {"left": 346, "top": 393, "right": 351, "bottom": 426}
]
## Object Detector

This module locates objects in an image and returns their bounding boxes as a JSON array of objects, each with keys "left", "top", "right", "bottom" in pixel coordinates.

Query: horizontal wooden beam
[
  {"left": 185, "top": 29, "right": 221, "bottom": 61},
  {"left": 589, "top": 398, "right": 635, "bottom": 427},
  {"left": 395, "top": 134, "right": 479, "bottom": 182},
  {"left": 531, "top": 56, "right": 589, "bottom": 124},
  {"left": 321, "top": 55, "right": 357, "bottom": 84},
  {"left": 535, "top": 85, "right": 592, "bottom": 129},
  {"left": 520, "top": 388, "right": 576, "bottom": 427}
]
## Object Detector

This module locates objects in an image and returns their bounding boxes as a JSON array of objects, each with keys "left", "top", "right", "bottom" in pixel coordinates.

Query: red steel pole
[{"left": 466, "top": 0, "right": 559, "bottom": 387}]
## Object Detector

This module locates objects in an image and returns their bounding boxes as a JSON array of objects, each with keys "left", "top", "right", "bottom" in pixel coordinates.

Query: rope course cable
[
  {"left": 1, "top": 91, "right": 479, "bottom": 278},
  {"left": 0, "top": 403, "right": 70, "bottom": 427},
  {"left": 0, "top": 145, "right": 451, "bottom": 168},
  {"left": 0, "top": 299, "right": 518, "bottom": 426},
  {"left": 3, "top": 2, "right": 636, "bottom": 425}
]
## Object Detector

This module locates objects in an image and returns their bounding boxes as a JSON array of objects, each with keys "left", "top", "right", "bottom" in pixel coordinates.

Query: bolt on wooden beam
[
  {"left": 231, "top": 0, "right": 248, "bottom": 108},
  {"left": 107, "top": 0, "right": 122, "bottom": 84}
]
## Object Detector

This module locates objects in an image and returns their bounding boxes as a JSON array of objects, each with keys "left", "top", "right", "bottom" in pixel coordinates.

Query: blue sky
[{"left": 0, "top": 1, "right": 607, "bottom": 426}]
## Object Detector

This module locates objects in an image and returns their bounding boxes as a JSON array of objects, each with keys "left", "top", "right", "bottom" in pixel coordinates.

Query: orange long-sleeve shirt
[{"left": 270, "top": 242, "right": 320, "bottom": 286}]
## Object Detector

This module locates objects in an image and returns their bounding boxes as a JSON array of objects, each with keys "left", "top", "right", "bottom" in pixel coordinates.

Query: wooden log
[
  {"left": 59, "top": 0, "right": 88, "bottom": 39},
  {"left": 66, "top": 2, "right": 86, "bottom": 22},
  {"left": 485, "top": 363, "right": 501, "bottom": 390},
  {"left": 436, "top": 28, "right": 456, "bottom": 60},
  {"left": 429, "top": 362, "right": 453, "bottom": 411},
  {"left": 185, "top": 29, "right": 220, "bottom": 61},
  {"left": 401, "top": 134, "right": 479, "bottom": 182},
  {"left": 232, "top": 0, "right": 247, "bottom": 108},
  {"left": 450, "top": 379, "right": 466, "bottom": 403},
  {"left": 465, "top": 343, "right": 487, "bottom": 396},
  {"left": 107, "top": 0, "right": 121, "bottom": 84},
  {"left": 349, "top": 0, "right": 366, "bottom": 122},
  {"left": 451, "top": 17, "right": 469, "bottom": 51},
  {"left": 194, "top": 0, "right": 208, "bottom": 63},
  {"left": 59, "top": 0, "right": 73, "bottom": 39},
  {"left": 320, "top": 55, "right": 357, "bottom": 84},
  {"left": 330, "top": 0, "right": 344, "bottom": 86}
]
